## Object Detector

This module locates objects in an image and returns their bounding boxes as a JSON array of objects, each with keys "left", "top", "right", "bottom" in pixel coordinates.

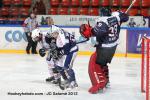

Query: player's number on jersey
[
  {"left": 63, "top": 30, "right": 75, "bottom": 42},
  {"left": 97, "top": 22, "right": 102, "bottom": 27},
  {"left": 109, "top": 24, "right": 118, "bottom": 37}
]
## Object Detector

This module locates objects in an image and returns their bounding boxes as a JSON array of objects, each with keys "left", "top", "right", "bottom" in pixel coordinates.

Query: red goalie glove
[{"left": 79, "top": 24, "right": 92, "bottom": 38}]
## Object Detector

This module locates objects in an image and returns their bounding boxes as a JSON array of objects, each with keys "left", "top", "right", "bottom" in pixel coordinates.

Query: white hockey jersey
[
  {"left": 40, "top": 31, "right": 51, "bottom": 50},
  {"left": 49, "top": 25, "right": 78, "bottom": 54}
]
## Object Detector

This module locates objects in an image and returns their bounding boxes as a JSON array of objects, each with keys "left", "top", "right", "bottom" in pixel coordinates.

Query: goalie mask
[{"left": 100, "top": 7, "right": 111, "bottom": 16}]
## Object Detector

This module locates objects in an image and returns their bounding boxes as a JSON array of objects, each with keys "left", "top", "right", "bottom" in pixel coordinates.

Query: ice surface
[{"left": 0, "top": 54, "right": 145, "bottom": 100}]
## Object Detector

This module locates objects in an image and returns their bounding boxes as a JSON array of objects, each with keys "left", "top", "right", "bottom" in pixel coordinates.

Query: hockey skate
[
  {"left": 52, "top": 78, "right": 61, "bottom": 84},
  {"left": 103, "top": 66, "right": 110, "bottom": 88},
  {"left": 60, "top": 79, "right": 69, "bottom": 86},
  {"left": 45, "top": 76, "right": 55, "bottom": 82},
  {"left": 58, "top": 79, "right": 68, "bottom": 90},
  {"left": 105, "top": 81, "right": 110, "bottom": 88},
  {"left": 46, "top": 76, "right": 61, "bottom": 85},
  {"left": 65, "top": 81, "right": 78, "bottom": 90},
  {"left": 88, "top": 80, "right": 108, "bottom": 94},
  {"left": 58, "top": 80, "right": 78, "bottom": 90}
]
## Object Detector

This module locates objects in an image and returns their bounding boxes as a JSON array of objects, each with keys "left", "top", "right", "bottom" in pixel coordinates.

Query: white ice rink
[{"left": 0, "top": 54, "right": 145, "bottom": 100}]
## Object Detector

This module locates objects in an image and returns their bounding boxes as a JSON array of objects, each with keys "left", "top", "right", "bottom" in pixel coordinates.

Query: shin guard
[{"left": 88, "top": 52, "right": 108, "bottom": 93}]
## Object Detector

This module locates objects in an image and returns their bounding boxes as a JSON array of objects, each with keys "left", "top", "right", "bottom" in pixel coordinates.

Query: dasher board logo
[
  {"left": 5, "top": 30, "right": 27, "bottom": 42},
  {"left": 127, "top": 29, "right": 150, "bottom": 53}
]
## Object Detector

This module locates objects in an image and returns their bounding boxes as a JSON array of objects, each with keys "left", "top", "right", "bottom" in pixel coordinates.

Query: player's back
[
  {"left": 39, "top": 31, "right": 51, "bottom": 50},
  {"left": 96, "top": 15, "right": 121, "bottom": 31},
  {"left": 94, "top": 15, "right": 121, "bottom": 46}
]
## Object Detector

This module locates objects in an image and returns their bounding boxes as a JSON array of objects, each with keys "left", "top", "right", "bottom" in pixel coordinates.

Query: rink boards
[{"left": 0, "top": 25, "right": 149, "bottom": 57}]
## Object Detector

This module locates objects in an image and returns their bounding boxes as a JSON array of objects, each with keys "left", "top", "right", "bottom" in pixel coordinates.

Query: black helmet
[{"left": 100, "top": 7, "right": 111, "bottom": 16}]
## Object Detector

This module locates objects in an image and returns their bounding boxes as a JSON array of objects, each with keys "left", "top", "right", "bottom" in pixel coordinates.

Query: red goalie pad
[
  {"left": 88, "top": 52, "right": 108, "bottom": 93},
  {"left": 88, "top": 52, "right": 102, "bottom": 85}
]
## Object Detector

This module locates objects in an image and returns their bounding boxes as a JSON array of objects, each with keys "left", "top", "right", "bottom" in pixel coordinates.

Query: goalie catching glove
[{"left": 79, "top": 24, "right": 92, "bottom": 39}]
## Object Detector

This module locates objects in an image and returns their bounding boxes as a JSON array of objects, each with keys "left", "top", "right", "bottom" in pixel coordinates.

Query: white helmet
[
  {"left": 31, "top": 29, "right": 41, "bottom": 39},
  {"left": 49, "top": 25, "right": 61, "bottom": 34}
]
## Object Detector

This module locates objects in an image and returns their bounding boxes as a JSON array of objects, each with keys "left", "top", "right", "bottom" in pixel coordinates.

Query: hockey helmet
[
  {"left": 100, "top": 7, "right": 111, "bottom": 16},
  {"left": 49, "top": 25, "right": 61, "bottom": 34},
  {"left": 31, "top": 28, "right": 41, "bottom": 41},
  {"left": 49, "top": 25, "right": 61, "bottom": 38}
]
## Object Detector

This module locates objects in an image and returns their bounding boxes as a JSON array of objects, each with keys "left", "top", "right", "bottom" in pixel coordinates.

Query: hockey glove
[
  {"left": 50, "top": 48, "right": 64, "bottom": 61},
  {"left": 57, "top": 49, "right": 64, "bottom": 58},
  {"left": 45, "top": 36, "right": 56, "bottom": 45},
  {"left": 39, "top": 48, "right": 46, "bottom": 57},
  {"left": 79, "top": 24, "right": 92, "bottom": 38}
]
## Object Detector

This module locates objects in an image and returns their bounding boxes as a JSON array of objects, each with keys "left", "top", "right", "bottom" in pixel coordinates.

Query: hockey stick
[
  {"left": 125, "top": 0, "right": 136, "bottom": 13},
  {"left": 76, "top": 38, "right": 89, "bottom": 44}
]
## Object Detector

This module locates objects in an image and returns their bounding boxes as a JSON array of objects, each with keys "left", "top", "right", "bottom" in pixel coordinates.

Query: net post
[
  {"left": 146, "top": 40, "right": 150, "bottom": 100},
  {"left": 141, "top": 37, "right": 145, "bottom": 92}
]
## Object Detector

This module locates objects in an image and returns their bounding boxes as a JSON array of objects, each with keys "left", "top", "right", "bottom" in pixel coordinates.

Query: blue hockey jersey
[{"left": 92, "top": 12, "right": 129, "bottom": 47}]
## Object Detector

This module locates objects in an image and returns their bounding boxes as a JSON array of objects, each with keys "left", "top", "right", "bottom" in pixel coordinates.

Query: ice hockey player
[
  {"left": 31, "top": 29, "right": 64, "bottom": 84},
  {"left": 79, "top": 8, "right": 129, "bottom": 93},
  {"left": 32, "top": 25, "right": 78, "bottom": 90},
  {"left": 48, "top": 25, "right": 78, "bottom": 90}
]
